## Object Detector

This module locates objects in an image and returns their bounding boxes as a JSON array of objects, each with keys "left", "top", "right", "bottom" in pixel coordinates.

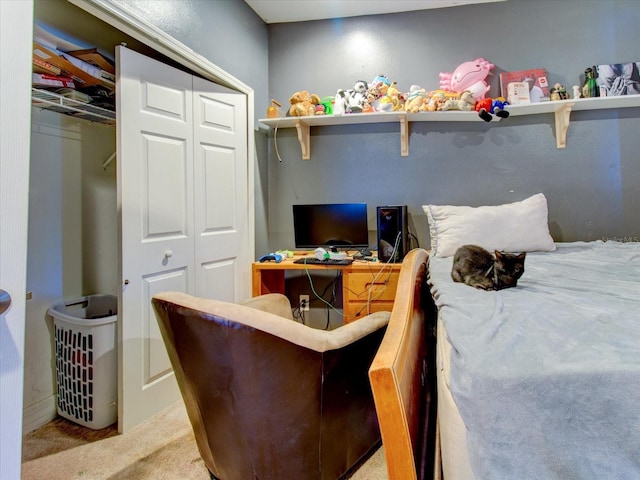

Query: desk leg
[{"left": 252, "top": 267, "right": 286, "bottom": 296}]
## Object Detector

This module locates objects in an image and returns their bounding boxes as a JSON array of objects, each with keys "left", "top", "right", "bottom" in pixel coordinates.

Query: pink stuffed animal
[{"left": 439, "top": 58, "right": 495, "bottom": 100}]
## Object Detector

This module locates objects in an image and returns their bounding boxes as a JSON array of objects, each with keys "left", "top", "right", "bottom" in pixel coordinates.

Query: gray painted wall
[{"left": 266, "top": 0, "right": 640, "bottom": 252}]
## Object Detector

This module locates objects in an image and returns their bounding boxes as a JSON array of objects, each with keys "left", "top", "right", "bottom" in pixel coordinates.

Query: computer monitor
[{"left": 292, "top": 203, "right": 369, "bottom": 251}]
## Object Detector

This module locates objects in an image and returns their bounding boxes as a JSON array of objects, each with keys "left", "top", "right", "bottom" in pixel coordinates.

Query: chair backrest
[{"left": 369, "top": 248, "right": 435, "bottom": 480}]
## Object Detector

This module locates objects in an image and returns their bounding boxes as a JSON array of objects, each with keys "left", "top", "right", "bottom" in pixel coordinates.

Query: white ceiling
[{"left": 244, "top": 0, "right": 507, "bottom": 24}]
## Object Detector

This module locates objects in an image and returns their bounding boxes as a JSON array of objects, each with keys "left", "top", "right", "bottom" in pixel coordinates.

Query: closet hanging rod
[{"left": 102, "top": 152, "right": 116, "bottom": 170}]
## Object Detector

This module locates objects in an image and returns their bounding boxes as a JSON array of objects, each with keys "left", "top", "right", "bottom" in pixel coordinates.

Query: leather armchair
[{"left": 152, "top": 291, "right": 390, "bottom": 480}]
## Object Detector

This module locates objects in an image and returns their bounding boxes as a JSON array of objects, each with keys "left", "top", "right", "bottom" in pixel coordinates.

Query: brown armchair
[{"left": 152, "top": 291, "right": 390, "bottom": 480}]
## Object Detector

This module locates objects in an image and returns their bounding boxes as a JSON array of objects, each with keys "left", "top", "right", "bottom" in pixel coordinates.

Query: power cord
[
  {"left": 304, "top": 268, "right": 344, "bottom": 318},
  {"left": 294, "top": 270, "right": 342, "bottom": 329},
  {"left": 363, "top": 232, "right": 402, "bottom": 315},
  {"left": 298, "top": 233, "right": 403, "bottom": 323},
  {"left": 273, "top": 121, "right": 284, "bottom": 162}
]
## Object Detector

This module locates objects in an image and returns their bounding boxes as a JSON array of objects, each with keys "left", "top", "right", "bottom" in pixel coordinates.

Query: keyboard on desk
[{"left": 293, "top": 257, "right": 354, "bottom": 266}]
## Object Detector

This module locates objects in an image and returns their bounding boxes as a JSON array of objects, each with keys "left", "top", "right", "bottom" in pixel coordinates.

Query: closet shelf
[
  {"left": 260, "top": 94, "right": 640, "bottom": 158},
  {"left": 32, "top": 88, "right": 116, "bottom": 126}
]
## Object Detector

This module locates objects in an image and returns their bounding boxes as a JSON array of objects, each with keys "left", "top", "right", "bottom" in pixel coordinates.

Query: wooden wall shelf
[
  {"left": 259, "top": 95, "right": 640, "bottom": 158},
  {"left": 506, "top": 95, "right": 640, "bottom": 148},
  {"left": 260, "top": 110, "right": 496, "bottom": 159}
]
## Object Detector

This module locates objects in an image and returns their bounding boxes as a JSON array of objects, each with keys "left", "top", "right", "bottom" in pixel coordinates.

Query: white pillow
[{"left": 422, "top": 193, "right": 556, "bottom": 257}]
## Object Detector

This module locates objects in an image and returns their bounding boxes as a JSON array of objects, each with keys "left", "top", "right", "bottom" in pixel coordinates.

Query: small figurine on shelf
[
  {"left": 572, "top": 85, "right": 581, "bottom": 99},
  {"left": 549, "top": 83, "right": 569, "bottom": 101},
  {"left": 266, "top": 99, "right": 282, "bottom": 118},
  {"left": 581, "top": 67, "right": 600, "bottom": 98}
]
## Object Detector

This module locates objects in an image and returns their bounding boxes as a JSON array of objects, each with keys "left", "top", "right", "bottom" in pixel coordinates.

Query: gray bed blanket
[{"left": 428, "top": 241, "right": 640, "bottom": 480}]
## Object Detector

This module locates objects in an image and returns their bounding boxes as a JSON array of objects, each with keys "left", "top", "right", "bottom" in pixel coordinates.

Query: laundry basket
[{"left": 48, "top": 294, "right": 117, "bottom": 429}]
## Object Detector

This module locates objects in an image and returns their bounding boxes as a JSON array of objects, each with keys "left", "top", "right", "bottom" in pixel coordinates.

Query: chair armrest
[
  {"left": 317, "top": 311, "right": 390, "bottom": 351},
  {"left": 240, "top": 293, "right": 294, "bottom": 321}
]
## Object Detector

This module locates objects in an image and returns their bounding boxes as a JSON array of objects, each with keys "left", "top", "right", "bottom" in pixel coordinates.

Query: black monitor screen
[{"left": 293, "top": 203, "right": 369, "bottom": 251}]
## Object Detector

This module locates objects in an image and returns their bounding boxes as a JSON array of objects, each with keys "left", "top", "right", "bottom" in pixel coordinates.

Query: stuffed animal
[
  {"left": 475, "top": 97, "right": 510, "bottom": 122},
  {"left": 425, "top": 90, "right": 456, "bottom": 111},
  {"left": 441, "top": 90, "right": 476, "bottom": 111},
  {"left": 370, "top": 74, "right": 391, "bottom": 96},
  {"left": 439, "top": 58, "right": 495, "bottom": 101},
  {"left": 347, "top": 80, "right": 368, "bottom": 113},
  {"left": 333, "top": 89, "right": 348, "bottom": 115},
  {"left": 377, "top": 95, "right": 398, "bottom": 112},
  {"left": 385, "top": 82, "right": 405, "bottom": 111},
  {"left": 404, "top": 85, "right": 428, "bottom": 113},
  {"left": 364, "top": 86, "right": 381, "bottom": 112},
  {"left": 334, "top": 80, "right": 368, "bottom": 115},
  {"left": 289, "top": 91, "right": 321, "bottom": 116}
]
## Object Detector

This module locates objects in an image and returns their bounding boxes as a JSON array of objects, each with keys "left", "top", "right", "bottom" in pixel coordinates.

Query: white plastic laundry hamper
[{"left": 48, "top": 294, "right": 117, "bottom": 429}]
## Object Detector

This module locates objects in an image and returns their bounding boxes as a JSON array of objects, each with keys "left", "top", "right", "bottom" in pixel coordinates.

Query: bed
[{"left": 423, "top": 194, "right": 640, "bottom": 479}]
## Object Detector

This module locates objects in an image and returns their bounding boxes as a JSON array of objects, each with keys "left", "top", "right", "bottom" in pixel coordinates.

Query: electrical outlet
[{"left": 299, "top": 294, "right": 310, "bottom": 311}]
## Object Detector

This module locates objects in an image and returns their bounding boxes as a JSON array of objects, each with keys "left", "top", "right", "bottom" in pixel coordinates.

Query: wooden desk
[{"left": 252, "top": 254, "right": 402, "bottom": 323}]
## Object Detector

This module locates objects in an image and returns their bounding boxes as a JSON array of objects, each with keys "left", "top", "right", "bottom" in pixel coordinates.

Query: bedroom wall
[{"left": 265, "top": 0, "right": 640, "bottom": 252}]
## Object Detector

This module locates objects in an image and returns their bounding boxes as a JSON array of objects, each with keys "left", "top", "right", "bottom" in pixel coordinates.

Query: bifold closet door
[
  {"left": 117, "top": 45, "right": 190, "bottom": 431},
  {"left": 117, "top": 45, "right": 250, "bottom": 432},
  {"left": 192, "top": 76, "right": 248, "bottom": 301}
]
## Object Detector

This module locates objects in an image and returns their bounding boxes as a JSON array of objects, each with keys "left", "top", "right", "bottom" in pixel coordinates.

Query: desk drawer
[
  {"left": 343, "top": 270, "right": 399, "bottom": 322},
  {"left": 345, "top": 271, "right": 399, "bottom": 301}
]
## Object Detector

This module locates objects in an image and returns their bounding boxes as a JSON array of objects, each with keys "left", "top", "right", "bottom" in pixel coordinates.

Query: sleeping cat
[{"left": 451, "top": 244, "right": 526, "bottom": 290}]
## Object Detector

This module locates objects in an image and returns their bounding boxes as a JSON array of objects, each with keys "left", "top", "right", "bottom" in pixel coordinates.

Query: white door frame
[{"left": 0, "top": 1, "right": 34, "bottom": 478}]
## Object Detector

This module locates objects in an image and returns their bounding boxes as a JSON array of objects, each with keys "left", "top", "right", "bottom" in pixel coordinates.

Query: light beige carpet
[{"left": 22, "top": 400, "right": 388, "bottom": 480}]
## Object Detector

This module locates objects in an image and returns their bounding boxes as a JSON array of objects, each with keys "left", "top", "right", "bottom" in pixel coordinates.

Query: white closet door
[
  {"left": 192, "top": 77, "right": 249, "bottom": 301},
  {"left": 116, "top": 46, "right": 250, "bottom": 431},
  {"left": 117, "top": 46, "right": 191, "bottom": 431}
]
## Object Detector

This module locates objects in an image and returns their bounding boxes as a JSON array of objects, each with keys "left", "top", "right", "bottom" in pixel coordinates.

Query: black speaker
[{"left": 377, "top": 205, "right": 409, "bottom": 263}]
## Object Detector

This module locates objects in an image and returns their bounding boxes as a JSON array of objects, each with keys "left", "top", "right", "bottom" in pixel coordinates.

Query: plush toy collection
[{"left": 285, "top": 59, "right": 516, "bottom": 122}]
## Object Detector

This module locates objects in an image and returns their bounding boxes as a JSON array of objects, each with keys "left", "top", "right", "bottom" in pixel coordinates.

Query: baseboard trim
[{"left": 23, "top": 395, "right": 57, "bottom": 434}]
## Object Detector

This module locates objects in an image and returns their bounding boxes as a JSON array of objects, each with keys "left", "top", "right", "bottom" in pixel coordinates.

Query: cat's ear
[
  {"left": 517, "top": 252, "right": 526, "bottom": 260},
  {"left": 494, "top": 250, "right": 503, "bottom": 259}
]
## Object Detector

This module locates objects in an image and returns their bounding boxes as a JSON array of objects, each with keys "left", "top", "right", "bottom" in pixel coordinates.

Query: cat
[{"left": 451, "top": 244, "right": 526, "bottom": 290}]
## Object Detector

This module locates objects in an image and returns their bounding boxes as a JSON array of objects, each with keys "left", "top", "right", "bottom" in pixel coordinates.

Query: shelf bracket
[
  {"left": 294, "top": 120, "right": 311, "bottom": 160},
  {"left": 399, "top": 116, "right": 409, "bottom": 157},
  {"left": 554, "top": 102, "right": 574, "bottom": 149}
]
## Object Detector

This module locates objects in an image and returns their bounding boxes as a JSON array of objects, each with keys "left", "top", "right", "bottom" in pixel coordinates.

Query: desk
[{"left": 252, "top": 254, "right": 402, "bottom": 323}]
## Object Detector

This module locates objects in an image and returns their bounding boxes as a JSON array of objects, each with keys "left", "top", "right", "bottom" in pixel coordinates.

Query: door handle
[{"left": 0, "top": 289, "right": 11, "bottom": 315}]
